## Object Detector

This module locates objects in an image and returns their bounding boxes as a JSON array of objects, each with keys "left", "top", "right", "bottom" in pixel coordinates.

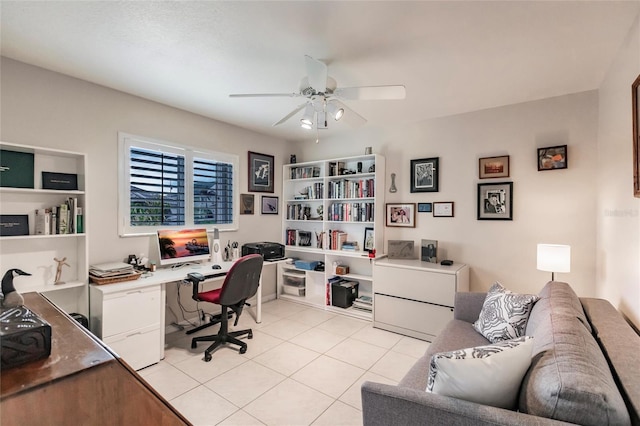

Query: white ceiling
[{"left": 2, "top": 1, "right": 639, "bottom": 143}]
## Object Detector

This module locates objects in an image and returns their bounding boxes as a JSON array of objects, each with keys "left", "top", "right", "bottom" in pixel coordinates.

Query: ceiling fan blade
[
  {"left": 305, "top": 55, "right": 328, "bottom": 93},
  {"left": 273, "top": 103, "right": 308, "bottom": 126},
  {"left": 334, "top": 85, "right": 406, "bottom": 100},
  {"left": 229, "top": 93, "right": 300, "bottom": 98},
  {"left": 332, "top": 99, "right": 367, "bottom": 126}
]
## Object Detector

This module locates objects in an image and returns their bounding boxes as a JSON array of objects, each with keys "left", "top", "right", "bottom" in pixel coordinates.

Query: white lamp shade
[{"left": 537, "top": 244, "right": 571, "bottom": 273}]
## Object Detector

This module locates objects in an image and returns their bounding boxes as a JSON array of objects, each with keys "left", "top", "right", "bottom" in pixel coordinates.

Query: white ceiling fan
[{"left": 229, "top": 55, "right": 406, "bottom": 132}]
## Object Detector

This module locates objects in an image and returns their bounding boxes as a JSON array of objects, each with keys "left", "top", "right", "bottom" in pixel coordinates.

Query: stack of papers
[{"left": 89, "top": 262, "right": 135, "bottom": 278}]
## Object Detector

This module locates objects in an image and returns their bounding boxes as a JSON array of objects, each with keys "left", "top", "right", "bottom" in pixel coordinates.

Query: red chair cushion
[{"left": 197, "top": 288, "right": 222, "bottom": 304}]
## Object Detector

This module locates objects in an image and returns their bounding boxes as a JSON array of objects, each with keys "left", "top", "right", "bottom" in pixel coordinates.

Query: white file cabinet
[
  {"left": 90, "top": 281, "right": 163, "bottom": 370},
  {"left": 373, "top": 259, "right": 469, "bottom": 341}
]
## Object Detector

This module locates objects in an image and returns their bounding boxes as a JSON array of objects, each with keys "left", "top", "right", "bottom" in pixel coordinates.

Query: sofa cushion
[
  {"left": 473, "top": 282, "right": 539, "bottom": 343},
  {"left": 426, "top": 336, "right": 533, "bottom": 409},
  {"left": 525, "top": 281, "right": 592, "bottom": 335},
  {"left": 519, "top": 283, "right": 630, "bottom": 426},
  {"left": 400, "top": 319, "right": 489, "bottom": 391}
]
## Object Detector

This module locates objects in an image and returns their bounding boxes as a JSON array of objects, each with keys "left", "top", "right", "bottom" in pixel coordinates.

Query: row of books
[
  {"left": 292, "top": 183, "right": 323, "bottom": 200},
  {"left": 327, "top": 202, "right": 374, "bottom": 222},
  {"left": 290, "top": 166, "right": 321, "bottom": 179},
  {"left": 285, "top": 228, "right": 317, "bottom": 247},
  {"left": 327, "top": 178, "right": 374, "bottom": 199},
  {"left": 286, "top": 204, "right": 313, "bottom": 221},
  {"left": 35, "top": 197, "right": 83, "bottom": 235}
]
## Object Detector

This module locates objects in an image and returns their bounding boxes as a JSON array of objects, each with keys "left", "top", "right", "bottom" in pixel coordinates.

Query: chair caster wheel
[
  {"left": 239, "top": 346, "right": 247, "bottom": 354},
  {"left": 248, "top": 331, "right": 253, "bottom": 339},
  {"left": 204, "top": 353, "right": 212, "bottom": 362}
]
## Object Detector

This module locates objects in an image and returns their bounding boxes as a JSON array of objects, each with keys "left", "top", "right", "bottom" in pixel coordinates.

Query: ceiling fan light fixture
[
  {"left": 300, "top": 104, "right": 314, "bottom": 128},
  {"left": 327, "top": 102, "right": 344, "bottom": 121}
]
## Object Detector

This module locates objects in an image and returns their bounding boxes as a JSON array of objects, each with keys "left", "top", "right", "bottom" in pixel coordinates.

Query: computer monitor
[{"left": 157, "top": 228, "right": 211, "bottom": 267}]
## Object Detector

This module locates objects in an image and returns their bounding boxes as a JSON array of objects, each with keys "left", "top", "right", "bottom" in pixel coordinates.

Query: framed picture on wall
[
  {"left": 240, "top": 194, "right": 254, "bottom": 214},
  {"left": 248, "top": 151, "right": 274, "bottom": 192},
  {"left": 479, "top": 155, "right": 510, "bottom": 179},
  {"left": 261, "top": 196, "right": 278, "bottom": 215},
  {"left": 477, "top": 182, "right": 513, "bottom": 221},
  {"left": 410, "top": 157, "right": 439, "bottom": 192},
  {"left": 633, "top": 73, "right": 640, "bottom": 198},
  {"left": 537, "top": 145, "right": 567, "bottom": 171},
  {"left": 386, "top": 203, "right": 416, "bottom": 227},
  {"left": 433, "top": 202, "right": 454, "bottom": 217},
  {"left": 417, "top": 202, "right": 432, "bottom": 213}
]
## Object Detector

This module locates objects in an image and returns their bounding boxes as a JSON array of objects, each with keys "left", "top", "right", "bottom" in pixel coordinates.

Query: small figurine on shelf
[
  {"left": 1, "top": 269, "right": 30, "bottom": 308},
  {"left": 54, "top": 257, "right": 70, "bottom": 285}
]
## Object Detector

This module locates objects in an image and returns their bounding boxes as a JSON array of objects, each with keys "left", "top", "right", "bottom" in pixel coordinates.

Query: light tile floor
[{"left": 139, "top": 299, "right": 430, "bottom": 426}]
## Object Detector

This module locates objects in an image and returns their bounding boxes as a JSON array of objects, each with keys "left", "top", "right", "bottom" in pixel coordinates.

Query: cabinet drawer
[
  {"left": 374, "top": 265, "right": 456, "bottom": 306},
  {"left": 101, "top": 286, "right": 161, "bottom": 337},
  {"left": 104, "top": 326, "right": 161, "bottom": 371},
  {"left": 374, "top": 294, "right": 453, "bottom": 340}
]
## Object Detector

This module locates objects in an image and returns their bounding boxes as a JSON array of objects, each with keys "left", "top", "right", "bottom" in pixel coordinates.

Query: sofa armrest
[
  {"left": 361, "top": 381, "right": 572, "bottom": 426},
  {"left": 453, "top": 292, "right": 487, "bottom": 323}
]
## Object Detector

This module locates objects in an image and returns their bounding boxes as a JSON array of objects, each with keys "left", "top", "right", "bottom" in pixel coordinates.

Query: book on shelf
[{"left": 35, "top": 208, "right": 51, "bottom": 235}]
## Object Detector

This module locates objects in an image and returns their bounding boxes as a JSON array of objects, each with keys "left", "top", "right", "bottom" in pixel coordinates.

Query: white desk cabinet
[
  {"left": 90, "top": 282, "right": 163, "bottom": 370},
  {"left": 373, "top": 259, "right": 469, "bottom": 341}
]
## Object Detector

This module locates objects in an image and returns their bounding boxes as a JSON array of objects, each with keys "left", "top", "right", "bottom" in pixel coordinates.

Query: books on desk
[
  {"left": 352, "top": 295, "right": 373, "bottom": 312},
  {"left": 89, "top": 262, "right": 140, "bottom": 285}
]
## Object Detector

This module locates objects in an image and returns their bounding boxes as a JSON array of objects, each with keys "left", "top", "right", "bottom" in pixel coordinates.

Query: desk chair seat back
[{"left": 218, "top": 254, "right": 263, "bottom": 307}]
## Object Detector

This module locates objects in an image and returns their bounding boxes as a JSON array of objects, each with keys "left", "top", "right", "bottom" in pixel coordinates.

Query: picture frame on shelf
[
  {"left": 410, "top": 157, "right": 439, "bottom": 193},
  {"left": 537, "top": 145, "right": 567, "bottom": 171},
  {"left": 363, "top": 227, "right": 374, "bottom": 251},
  {"left": 387, "top": 240, "right": 416, "bottom": 259},
  {"left": 421, "top": 239, "right": 438, "bottom": 263},
  {"left": 261, "top": 196, "right": 278, "bottom": 215},
  {"left": 632, "top": 73, "right": 640, "bottom": 197},
  {"left": 479, "top": 155, "right": 510, "bottom": 179},
  {"left": 248, "top": 151, "right": 274, "bottom": 192},
  {"left": 477, "top": 182, "right": 513, "bottom": 221},
  {"left": 386, "top": 203, "right": 416, "bottom": 227},
  {"left": 240, "top": 194, "right": 254, "bottom": 214},
  {"left": 433, "top": 202, "right": 454, "bottom": 217},
  {"left": 417, "top": 202, "right": 432, "bottom": 213}
]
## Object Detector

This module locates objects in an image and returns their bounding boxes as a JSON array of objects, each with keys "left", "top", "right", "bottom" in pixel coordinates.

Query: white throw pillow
[
  {"left": 473, "top": 282, "right": 539, "bottom": 343},
  {"left": 426, "top": 336, "right": 534, "bottom": 409}
]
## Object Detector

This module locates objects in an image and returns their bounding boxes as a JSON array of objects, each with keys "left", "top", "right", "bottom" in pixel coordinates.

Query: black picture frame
[
  {"left": 364, "top": 227, "right": 374, "bottom": 251},
  {"left": 261, "top": 196, "right": 278, "bottom": 215},
  {"left": 410, "top": 157, "right": 439, "bottom": 193},
  {"left": 417, "top": 202, "right": 432, "bottom": 213},
  {"left": 633, "top": 74, "right": 640, "bottom": 197},
  {"left": 537, "top": 145, "right": 567, "bottom": 171},
  {"left": 248, "top": 151, "right": 274, "bottom": 193},
  {"left": 477, "top": 182, "right": 513, "bottom": 221}
]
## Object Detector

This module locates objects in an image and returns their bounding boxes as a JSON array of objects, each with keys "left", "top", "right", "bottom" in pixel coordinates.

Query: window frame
[{"left": 118, "top": 132, "right": 239, "bottom": 236}]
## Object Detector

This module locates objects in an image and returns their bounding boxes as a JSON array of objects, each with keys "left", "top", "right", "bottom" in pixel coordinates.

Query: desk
[
  {"left": 1, "top": 293, "right": 190, "bottom": 426},
  {"left": 89, "top": 260, "right": 273, "bottom": 370}
]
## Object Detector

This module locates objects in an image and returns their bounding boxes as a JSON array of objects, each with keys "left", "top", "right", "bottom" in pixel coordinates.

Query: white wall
[
  {"left": 0, "top": 58, "right": 292, "bottom": 315},
  {"left": 299, "top": 92, "right": 599, "bottom": 297},
  {"left": 596, "top": 13, "right": 640, "bottom": 330}
]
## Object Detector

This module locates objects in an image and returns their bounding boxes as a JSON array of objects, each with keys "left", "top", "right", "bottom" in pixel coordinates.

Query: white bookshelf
[
  {"left": 0, "top": 142, "right": 88, "bottom": 315},
  {"left": 279, "top": 154, "right": 385, "bottom": 320}
]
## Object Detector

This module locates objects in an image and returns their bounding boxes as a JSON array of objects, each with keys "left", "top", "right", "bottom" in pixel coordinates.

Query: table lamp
[{"left": 537, "top": 244, "right": 571, "bottom": 281}]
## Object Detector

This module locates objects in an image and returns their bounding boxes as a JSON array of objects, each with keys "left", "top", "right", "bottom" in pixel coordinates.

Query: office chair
[{"left": 189, "top": 254, "right": 263, "bottom": 362}]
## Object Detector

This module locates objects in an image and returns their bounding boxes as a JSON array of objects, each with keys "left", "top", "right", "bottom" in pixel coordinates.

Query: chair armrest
[
  {"left": 453, "top": 292, "right": 487, "bottom": 323},
  {"left": 361, "top": 381, "right": 570, "bottom": 426}
]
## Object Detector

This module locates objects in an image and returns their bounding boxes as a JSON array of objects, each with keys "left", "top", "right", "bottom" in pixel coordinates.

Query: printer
[{"left": 242, "top": 242, "right": 285, "bottom": 261}]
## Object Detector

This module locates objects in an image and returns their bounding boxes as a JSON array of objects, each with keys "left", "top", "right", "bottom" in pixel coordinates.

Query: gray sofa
[{"left": 362, "top": 282, "right": 640, "bottom": 425}]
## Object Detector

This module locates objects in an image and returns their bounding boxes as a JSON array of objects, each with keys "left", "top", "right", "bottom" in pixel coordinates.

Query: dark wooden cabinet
[{"left": 1, "top": 293, "right": 190, "bottom": 426}]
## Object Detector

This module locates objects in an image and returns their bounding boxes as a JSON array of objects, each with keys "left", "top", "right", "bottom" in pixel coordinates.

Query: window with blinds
[
  {"left": 130, "top": 147, "right": 186, "bottom": 226},
  {"left": 119, "top": 133, "right": 239, "bottom": 236}
]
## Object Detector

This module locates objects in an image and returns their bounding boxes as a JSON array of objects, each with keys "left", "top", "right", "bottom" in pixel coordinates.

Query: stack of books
[
  {"left": 352, "top": 295, "right": 373, "bottom": 313},
  {"left": 89, "top": 262, "right": 140, "bottom": 284}
]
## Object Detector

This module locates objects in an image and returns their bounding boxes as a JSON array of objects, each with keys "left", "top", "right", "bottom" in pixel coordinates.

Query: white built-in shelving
[{"left": 0, "top": 142, "right": 88, "bottom": 315}]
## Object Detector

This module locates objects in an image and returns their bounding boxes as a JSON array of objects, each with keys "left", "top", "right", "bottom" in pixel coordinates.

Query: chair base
[
  {"left": 185, "top": 311, "right": 233, "bottom": 335},
  {"left": 191, "top": 328, "right": 253, "bottom": 362}
]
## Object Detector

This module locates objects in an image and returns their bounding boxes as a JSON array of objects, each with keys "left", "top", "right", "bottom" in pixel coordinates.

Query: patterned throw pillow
[
  {"left": 473, "top": 282, "right": 539, "bottom": 343},
  {"left": 426, "top": 336, "right": 534, "bottom": 409}
]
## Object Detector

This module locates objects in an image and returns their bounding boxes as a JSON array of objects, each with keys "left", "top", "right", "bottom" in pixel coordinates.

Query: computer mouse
[{"left": 212, "top": 264, "right": 222, "bottom": 270}]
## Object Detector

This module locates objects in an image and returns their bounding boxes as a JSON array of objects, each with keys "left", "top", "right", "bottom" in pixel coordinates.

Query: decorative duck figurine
[{"left": 1, "top": 269, "right": 31, "bottom": 308}]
